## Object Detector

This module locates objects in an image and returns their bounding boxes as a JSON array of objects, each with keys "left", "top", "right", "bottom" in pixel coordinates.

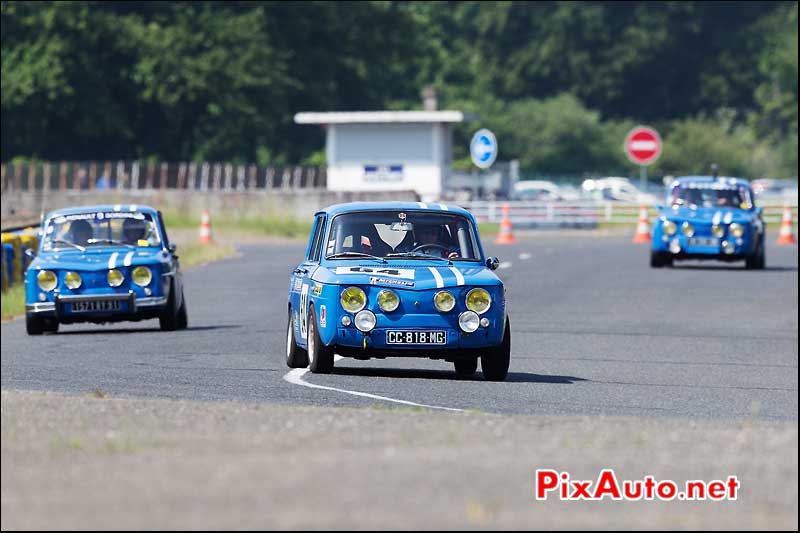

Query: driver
[
  {"left": 404, "top": 224, "right": 459, "bottom": 258},
  {"left": 69, "top": 219, "right": 93, "bottom": 246},
  {"left": 122, "top": 217, "right": 149, "bottom": 244}
]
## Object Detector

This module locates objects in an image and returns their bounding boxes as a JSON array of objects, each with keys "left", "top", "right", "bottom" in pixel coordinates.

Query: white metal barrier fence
[{"left": 461, "top": 201, "right": 799, "bottom": 227}]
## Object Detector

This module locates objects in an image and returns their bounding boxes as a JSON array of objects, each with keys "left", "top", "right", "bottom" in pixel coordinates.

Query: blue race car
[
  {"left": 651, "top": 177, "right": 766, "bottom": 269},
  {"left": 25, "top": 205, "right": 187, "bottom": 334},
  {"left": 286, "top": 202, "right": 510, "bottom": 381}
]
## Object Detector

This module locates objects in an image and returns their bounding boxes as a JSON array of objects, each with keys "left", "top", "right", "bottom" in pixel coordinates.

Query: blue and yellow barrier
[{"left": 1, "top": 227, "right": 40, "bottom": 292}]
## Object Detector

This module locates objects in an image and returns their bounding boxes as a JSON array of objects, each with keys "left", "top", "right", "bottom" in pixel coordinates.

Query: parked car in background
[
  {"left": 582, "top": 177, "right": 659, "bottom": 205},
  {"left": 25, "top": 205, "right": 187, "bottom": 334},
  {"left": 650, "top": 177, "right": 765, "bottom": 269},
  {"left": 512, "top": 180, "right": 581, "bottom": 202},
  {"left": 286, "top": 202, "right": 511, "bottom": 381},
  {"left": 751, "top": 178, "right": 799, "bottom": 203}
]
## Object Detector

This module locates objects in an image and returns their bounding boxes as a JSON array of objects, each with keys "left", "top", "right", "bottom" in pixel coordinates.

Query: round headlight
[
  {"left": 458, "top": 311, "right": 480, "bottom": 333},
  {"left": 712, "top": 225, "right": 725, "bottom": 238},
  {"left": 354, "top": 310, "right": 377, "bottom": 332},
  {"left": 729, "top": 223, "right": 744, "bottom": 238},
  {"left": 662, "top": 220, "right": 677, "bottom": 236},
  {"left": 377, "top": 290, "right": 399, "bottom": 312},
  {"left": 681, "top": 222, "right": 695, "bottom": 237},
  {"left": 37, "top": 270, "right": 57, "bottom": 292},
  {"left": 64, "top": 271, "right": 82, "bottom": 289},
  {"left": 434, "top": 291, "right": 456, "bottom": 312},
  {"left": 466, "top": 288, "right": 491, "bottom": 315},
  {"left": 132, "top": 266, "right": 152, "bottom": 287},
  {"left": 340, "top": 286, "right": 366, "bottom": 313},
  {"left": 107, "top": 269, "right": 124, "bottom": 287}
]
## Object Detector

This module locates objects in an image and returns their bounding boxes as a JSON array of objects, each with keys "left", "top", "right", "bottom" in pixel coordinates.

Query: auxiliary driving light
[
  {"left": 669, "top": 239, "right": 681, "bottom": 254},
  {"left": 341, "top": 286, "right": 366, "bottom": 313},
  {"left": 354, "top": 310, "right": 376, "bottom": 332},
  {"left": 37, "top": 270, "right": 57, "bottom": 292},
  {"left": 341, "top": 315, "right": 352, "bottom": 327},
  {"left": 458, "top": 311, "right": 480, "bottom": 333},
  {"left": 107, "top": 269, "right": 124, "bottom": 287},
  {"left": 64, "top": 271, "right": 82, "bottom": 290},
  {"left": 132, "top": 266, "right": 152, "bottom": 287},
  {"left": 377, "top": 289, "right": 399, "bottom": 312},
  {"left": 466, "top": 288, "right": 491, "bottom": 315},
  {"left": 712, "top": 225, "right": 725, "bottom": 238},
  {"left": 434, "top": 291, "right": 456, "bottom": 312},
  {"left": 662, "top": 220, "right": 677, "bottom": 236},
  {"left": 729, "top": 223, "right": 744, "bottom": 238},
  {"left": 681, "top": 222, "right": 695, "bottom": 237},
  {"left": 722, "top": 240, "right": 736, "bottom": 255}
]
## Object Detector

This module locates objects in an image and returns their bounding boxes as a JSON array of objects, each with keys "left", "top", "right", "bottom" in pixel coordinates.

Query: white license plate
[
  {"left": 70, "top": 300, "right": 122, "bottom": 313},
  {"left": 689, "top": 238, "right": 718, "bottom": 247},
  {"left": 386, "top": 330, "right": 446, "bottom": 345}
]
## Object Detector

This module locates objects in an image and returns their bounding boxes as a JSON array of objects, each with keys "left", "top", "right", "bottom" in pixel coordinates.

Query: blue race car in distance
[
  {"left": 286, "top": 202, "right": 510, "bottom": 381},
  {"left": 25, "top": 205, "right": 187, "bottom": 334},
  {"left": 651, "top": 177, "right": 766, "bottom": 269}
]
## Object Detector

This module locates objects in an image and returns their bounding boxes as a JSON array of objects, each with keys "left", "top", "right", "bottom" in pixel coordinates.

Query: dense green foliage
[{"left": 2, "top": 1, "right": 797, "bottom": 177}]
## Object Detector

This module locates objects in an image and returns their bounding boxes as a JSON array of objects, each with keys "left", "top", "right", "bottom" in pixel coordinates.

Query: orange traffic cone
[
  {"left": 776, "top": 204, "right": 796, "bottom": 245},
  {"left": 632, "top": 206, "right": 651, "bottom": 243},
  {"left": 495, "top": 204, "right": 517, "bottom": 244},
  {"left": 199, "top": 209, "right": 213, "bottom": 244}
]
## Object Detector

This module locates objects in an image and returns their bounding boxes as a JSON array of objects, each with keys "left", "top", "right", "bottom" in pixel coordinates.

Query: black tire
[
  {"left": 159, "top": 282, "right": 179, "bottom": 331},
  {"left": 286, "top": 308, "right": 309, "bottom": 368},
  {"left": 26, "top": 313, "right": 44, "bottom": 335},
  {"left": 650, "top": 250, "right": 672, "bottom": 268},
  {"left": 176, "top": 290, "right": 188, "bottom": 330},
  {"left": 481, "top": 318, "right": 511, "bottom": 382},
  {"left": 42, "top": 318, "right": 59, "bottom": 333},
  {"left": 746, "top": 237, "right": 766, "bottom": 270},
  {"left": 307, "top": 305, "right": 334, "bottom": 374},
  {"left": 454, "top": 357, "right": 478, "bottom": 377}
]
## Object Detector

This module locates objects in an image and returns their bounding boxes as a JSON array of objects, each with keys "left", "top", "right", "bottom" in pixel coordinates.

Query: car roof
[
  {"left": 672, "top": 176, "right": 751, "bottom": 188},
  {"left": 46, "top": 204, "right": 160, "bottom": 218},
  {"left": 318, "top": 201, "right": 473, "bottom": 218}
]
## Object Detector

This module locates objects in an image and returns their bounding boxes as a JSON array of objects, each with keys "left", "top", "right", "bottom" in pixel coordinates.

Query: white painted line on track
[
  {"left": 498, "top": 261, "right": 512, "bottom": 270},
  {"left": 282, "top": 355, "right": 464, "bottom": 412},
  {"left": 518, "top": 252, "right": 532, "bottom": 260}
]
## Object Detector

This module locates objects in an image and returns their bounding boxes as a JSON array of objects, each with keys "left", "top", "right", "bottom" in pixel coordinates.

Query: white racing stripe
[
  {"left": 428, "top": 266, "right": 444, "bottom": 288},
  {"left": 123, "top": 251, "right": 134, "bottom": 267},
  {"left": 283, "top": 357, "right": 463, "bottom": 412},
  {"left": 448, "top": 266, "right": 464, "bottom": 286},
  {"left": 108, "top": 252, "right": 119, "bottom": 269}
]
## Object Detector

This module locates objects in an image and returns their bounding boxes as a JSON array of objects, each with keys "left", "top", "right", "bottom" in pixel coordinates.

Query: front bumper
[{"left": 26, "top": 291, "right": 168, "bottom": 320}]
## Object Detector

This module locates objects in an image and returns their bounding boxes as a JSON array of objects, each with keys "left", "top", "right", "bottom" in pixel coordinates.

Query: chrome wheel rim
[
  {"left": 307, "top": 319, "right": 315, "bottom": 365},
  {"left": 286, "top": 316, "right": 293, "bottom": 360}
]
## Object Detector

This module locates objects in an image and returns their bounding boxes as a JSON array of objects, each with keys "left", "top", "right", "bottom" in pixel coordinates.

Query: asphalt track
[{"left": 2, "top": 234, "right": 798, "bottom": 420}]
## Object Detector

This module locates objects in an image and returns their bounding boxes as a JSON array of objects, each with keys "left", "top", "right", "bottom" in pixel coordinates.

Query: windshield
[
  {"left": 325, "top": 211, "right": 480, "bottom": 260},
  {"left": 42, "top": 211, "right": 162, "bottom": 251},
  {"left": 670, "top": 183, "right": 753, "bottom": 209}
]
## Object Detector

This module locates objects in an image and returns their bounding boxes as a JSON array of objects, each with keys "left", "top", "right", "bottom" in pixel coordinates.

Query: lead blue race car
[
  {"left": 286, "top": 202, "right": 511, "bottom": 381},
  {"left": 651, "top": 177, "right": 766, "bottom": 269},
  {"left": 25, "top": 205, "right": 187, "bottom": 334}
]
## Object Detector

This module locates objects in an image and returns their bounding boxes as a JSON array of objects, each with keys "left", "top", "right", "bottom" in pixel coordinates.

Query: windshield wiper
[
  {"left": 87, "top": 238, "right": 136, "bottom": 249},
  {"left": 51, "top": 239, "right": 86, "bottom": 252},
  {"left": 385, "top": 252, "right": 452, "bottom": 264},
  {"left": 326, "top": 252, "right": 387, "bottom": 263}
]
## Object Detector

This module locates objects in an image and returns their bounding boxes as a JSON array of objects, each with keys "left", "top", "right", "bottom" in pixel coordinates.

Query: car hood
[
  {"left": 31, "top": 247, "right": 167, "bottom": 271},
  {"left": 312, "top": 262, "right": 502, "bottom": 291},
  {"left": 661, "top": 207, "right": 754, "bottom": 224}
]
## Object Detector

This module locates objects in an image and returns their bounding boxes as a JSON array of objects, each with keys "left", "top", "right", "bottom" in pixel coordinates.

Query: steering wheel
[{"left": 411, "top": 243, "right": 450, "bottom": 254}]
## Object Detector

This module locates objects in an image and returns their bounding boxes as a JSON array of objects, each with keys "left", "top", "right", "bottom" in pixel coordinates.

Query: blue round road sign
[{"left": 470, "top": 129, "right": 498, "bottom": 169}]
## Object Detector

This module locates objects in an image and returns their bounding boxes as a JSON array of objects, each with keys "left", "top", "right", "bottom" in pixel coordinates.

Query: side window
[{"left": 308, "top": 216, "right": 326, "bottom": 262}]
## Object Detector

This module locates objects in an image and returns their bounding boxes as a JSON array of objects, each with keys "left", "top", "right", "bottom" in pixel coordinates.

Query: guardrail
[{"left": 461, "top": 200, "right": 798, "bottom": 228}]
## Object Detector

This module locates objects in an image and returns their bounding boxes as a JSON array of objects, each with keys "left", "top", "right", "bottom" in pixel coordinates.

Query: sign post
[
  {"left": 470, "top": 128, "right": 498, "bottom": 200},
  {"left": 624, "top": 126, "right": 662, "bottom": 192}
]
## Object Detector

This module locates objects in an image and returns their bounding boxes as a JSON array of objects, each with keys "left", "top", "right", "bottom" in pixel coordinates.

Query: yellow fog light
[
  {"left": 681, "top": 222, "right": 695, "bottom": 237},
  {"left": 340, "top": 286, "right": 366, "bottom": 313},
  {"left": 37, "top": 270, "right": 57, "bottom": 292},
  {"left": 712, "top": 225, "right": 725, "bottom": 238},
  {"left": 466, "top": 288, "right": 491, "bottom": 315},
  {"left": 132, "top": 266, "right": 152, "bottom": 287},
  {"left": 434, "top": 291, "right": 456, "bottom": 312},
  {"left": 729, "top": 223, "right": 744, "bottom": 238},
  {"left": 377, "top": 289, "right": 399, "bottom": 312},
  {"left": 107, "top": 269, "right": 124, "bottom": 287},
  {"left": 64, "top": 271, "right": 82, "bottom": 289},
  {"left": 662, "top": 220, "right": 677, "bottom": 236}
]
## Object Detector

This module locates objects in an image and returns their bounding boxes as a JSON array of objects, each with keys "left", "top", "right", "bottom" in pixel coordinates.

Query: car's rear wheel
[
  {"left": 307, "top": 306, "right": 334, "bottom": 374},
  {"left": 26, "top": 313, "right": 44, "bottom": 335},
  {"left": 286, "top": 308, "right": 308, "bottom": 368},
  {"left": 454, "top": 358, "right": 478, "bottom": 376},
  {"left": 481, "top": 318, "right": 511, "bottom": 382}
]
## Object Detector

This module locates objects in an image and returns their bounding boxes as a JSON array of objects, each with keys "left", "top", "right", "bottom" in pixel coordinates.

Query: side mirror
[
  {"left": 168, "top": 243, "right": 177, "bottom": 254},
  {"left": 486, "top": 256, "right": 500, "bottom": 270},
  {"left": 25, "top": 248, "right": 36, "bottom": 259}
]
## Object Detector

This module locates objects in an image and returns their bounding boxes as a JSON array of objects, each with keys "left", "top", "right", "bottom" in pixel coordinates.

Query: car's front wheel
[
  {"left": 481, "top": 318, "right": 511, "bottom": 382},
  {"left": 26, "top": 313, "right": 43, "bottom": 335},
  {"left": 454, "top": 358, "right": 478, "bottom": 377},
  {"left": 650, "top": 250, "right": 672, "bottom": 268},
  {"left": 159, "top": 282, "right": 180, "bottom": 331},
  {"left": 745, "top": 237, "right": 766, "bottom": 270},
  {"left": 307, "top": 305, "right": 334, "bottom": 374},
  {"left": 285, "top": 308, "right": 308, "bottom": 368}
]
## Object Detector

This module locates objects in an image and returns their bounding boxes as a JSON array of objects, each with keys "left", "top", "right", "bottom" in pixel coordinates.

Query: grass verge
[
  {"left": 1, "top": 284, "right": 25, "bottom": 320},
  {"left": 162, "top": 209, "right": 312, "bottom": 239}
]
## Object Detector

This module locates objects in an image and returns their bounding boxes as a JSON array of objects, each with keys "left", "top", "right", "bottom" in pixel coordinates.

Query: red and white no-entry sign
[{"left": 624, "top": 126, "right": 662, "bottom": 166}]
